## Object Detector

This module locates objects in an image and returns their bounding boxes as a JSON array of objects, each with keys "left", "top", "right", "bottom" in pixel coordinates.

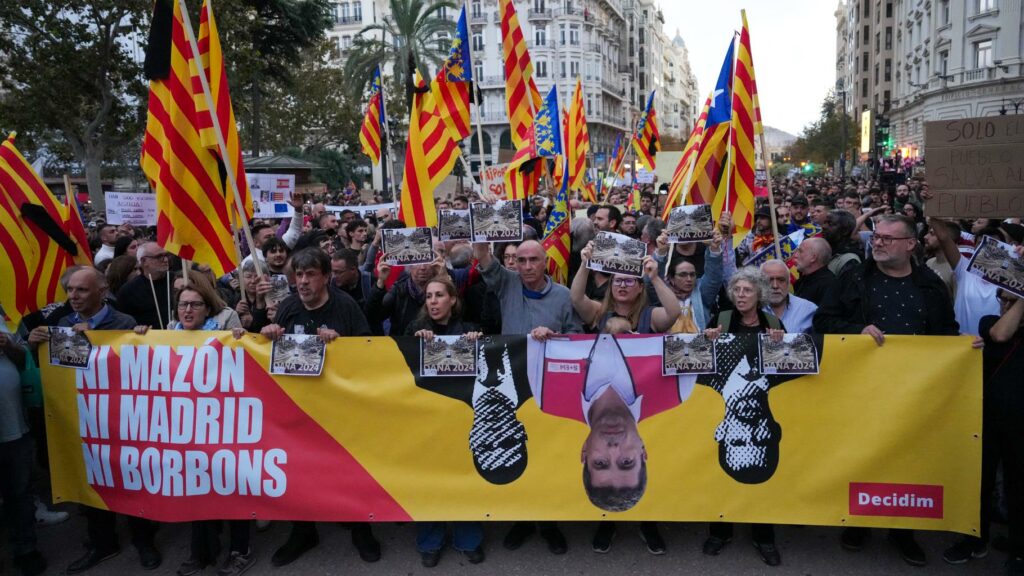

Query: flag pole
[
  {"left": 722, "top": 31, "right": 739, "bottom": 228},
  {"left": 377, "top": 61, "right": 400, "bottom": 213},
  {"left": 463, "top": 0, "right": 488, "bottom": 192},
  {"left": 176, "top": 0, "right": 263, "bottom": 278}
]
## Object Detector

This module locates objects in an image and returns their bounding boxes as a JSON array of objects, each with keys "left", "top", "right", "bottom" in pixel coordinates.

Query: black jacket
[{"left": 813, "top": 258, "right": 959, "bottom": 336}]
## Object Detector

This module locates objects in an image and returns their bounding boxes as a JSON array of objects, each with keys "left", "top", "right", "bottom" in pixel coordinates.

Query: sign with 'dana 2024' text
[
  {"left": 43, "top": 331, "right": 980, "bottom": 534},
  {"left": 925, "top": 115, "right": 1024, "bottom": 218}
]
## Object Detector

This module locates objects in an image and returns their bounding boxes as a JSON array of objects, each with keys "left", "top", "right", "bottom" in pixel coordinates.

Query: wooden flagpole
[{"left": 177, "top": 0, "right": 264, "bottom": 277}]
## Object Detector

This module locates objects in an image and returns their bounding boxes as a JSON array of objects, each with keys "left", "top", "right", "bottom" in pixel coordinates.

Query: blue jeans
[
  {"left": 416, "top": 522, "right": 483, "bottom": 553},
  {"left": 0, "top": 435, "right": 37, "bottom": 556}
]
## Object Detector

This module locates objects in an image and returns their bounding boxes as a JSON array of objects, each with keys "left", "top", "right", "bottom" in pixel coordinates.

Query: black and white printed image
[
  {"left": 382, "top": 227, "right": 435, "bottom": 265},
  {"left": 48, "top": 326, "right": 92, "bottom": 369},
  {"left": 267, "top": 274, "right": 291, "bottom": 306},
  {"left": 663, "top": 333, "right": 716, "bottom": 375},
  {"left": 666, "top": 204, "right": 714, "bottom": 243},
  {"left": 470, "top": 200, "right": 524, "bottom": 242},
  {"left": 967, "top": 235, "right": 1024, "bottom": 299},
  {"left": 421, "top": 335, "right": 478, "bottom": 377},
  {"left": 270, "top": 334, "right": 327, "bottom": 377},
  {"left": 437, "top": 209, "right": 472, "bottom": 241},
  {"left": 588, "top": 231, "right": 647, "bottom": 277},
  {"left": 759, "top": 333, "right": 819, "bottom": 375}
]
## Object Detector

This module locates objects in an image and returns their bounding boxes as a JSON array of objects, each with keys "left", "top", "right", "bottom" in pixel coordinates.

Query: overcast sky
[{"left": 661, "top": 1, "right": 838, "bottom": 137}]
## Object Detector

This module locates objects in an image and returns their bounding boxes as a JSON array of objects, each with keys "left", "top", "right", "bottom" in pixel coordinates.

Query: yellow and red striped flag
[
  {"left": 359, "top": 67, "right": 385, "bottom": 164},
  {"left": 722, "top": 10, "right": 760, "bottom": 236},
  {"left": 687, "top": 39, "right": 734, "bottom": 212},
  {"left": 500, "top": 0, "right": 543, "bottom": 150},
  {"left": 662, "top": 93, "right": 711, "bottom": 220},
  {"left": 398, "top": 73, "right": 462, "bottom": 227},
  {"left": 609, "top": 133, "right": 626, "bottom": 178},
  {"left": 193, "top": 0, "right": 251, "bottom": 224},
  {"left": 432, "top": 6, "right": 473, "bottom": 141},
  {"left": 567, "top": 78, "right": 591, "bottom": 193},
  {"left": 0, "top": 134, "right": 90, "bottom": 327},
  {"left": 64, "top": 187, "right": 93, "bottom": 266},
  {"left": 141, "top": 0, "right": 239, "bottom": 277},
  {"left": 632, "top": 90, "right": 660, "bottom": 171}
]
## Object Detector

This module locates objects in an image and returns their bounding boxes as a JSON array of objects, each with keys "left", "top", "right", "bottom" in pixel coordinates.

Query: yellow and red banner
[{"left": 44, "top": 332, "right": 979, "bottom": 533}]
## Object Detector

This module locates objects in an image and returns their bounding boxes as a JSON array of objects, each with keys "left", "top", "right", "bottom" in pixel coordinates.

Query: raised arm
[
  {"left": 646, "top": 256, "right": 681, "bottom": 332},
  {"left": 570, "top": 240, "right": 602, "bottom": 326}
]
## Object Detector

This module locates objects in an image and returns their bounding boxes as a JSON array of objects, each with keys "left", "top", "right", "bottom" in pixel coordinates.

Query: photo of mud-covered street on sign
[
  {"left": 48, "top": 326, "right": 92, "bottom": 369},
  {"left": 267, "top": 274, "right": 291, "bottom": 306},
  {"left": 967, "top": 235, "right": 1024, "bottom": 299},
  {"left": 270, "top": 334, "right": 327, "bottom": 376},
  {"left": 470, "top": 199, "right": 524, "bottom": 242},
  {"left": 437, "top": 209, "right": 472, "bottom": 241},
  {"left": 666, "top": 204, "right": 714, "bottom": 243},
  {"left": 382, "top": 227, "right": 435, "bottom": 265},
  {"left": 588, "top": 231, "right": 647, "bottom": 277},
  {"left": 759, "top": 333, "right": 819, "bottom": 375},
  {"left": 663, "top": 333, "right": 716, "bottom": 375},
  {"left": 420, "top": 335, "right": 478, "bottom": 377}
]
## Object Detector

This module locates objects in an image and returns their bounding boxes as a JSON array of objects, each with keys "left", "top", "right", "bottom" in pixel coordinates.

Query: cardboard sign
[
  {"left": 481, "top": 163, "right": 509, "bottom": 201},
  {"left": 105, "top": 192, "right": 157, "bottom": 226},
  {"left": 924, "top": 116, "right": 1024, "bottom": 218}
]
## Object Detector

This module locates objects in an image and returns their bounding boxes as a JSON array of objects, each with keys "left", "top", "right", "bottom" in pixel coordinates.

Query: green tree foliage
[
  {"left": 343, "top": 0, "right": 456, "bottom": 111},
  {"left": 0, "top": 0, "right": 150, "bottom": 207},
  {"left": 784, "top": 93, "right": 858, "bottom": 169},
  {"left": 281, "top": 146, "right": 364, "bottom": 191}
]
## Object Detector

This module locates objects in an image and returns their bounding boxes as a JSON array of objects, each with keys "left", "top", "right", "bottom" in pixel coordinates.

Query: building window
[
  {"left": 438, "top": 6, "right": 448, "bottom": 19},
  {"left": 472, "top": 32, "right": 484, "bottom": 52},
  {"left": 940, "top": 0, "right": 950, "bottom": 24},
  {"left": 560, "top": 24, "right": 566, "bottom": 45},
  {"left": 875, "top": 31, "right": 880, "bottom": 53},
  {"left": 975, "top": 39, "right": 993, "bottom": 68},
  {"left": 353, "top": 2, "right": 361, "bottom": 21},
  {"left": 535, "top": 28, "right": 546, "bottom": 46},
  {"left": 976, "top": 0, "right": 995, "bottom": 13},
  {"left": 939, "top": 50, "right": 949, "bottom": 76},
  {"left": 874, "top": 63, "right": 879, "bottom": 84},
  {"left": 560, "top": 61, "right": 566, "bottom": 78},
  {"left": 863, "top": 25, "right": 870, "bottom": 43},
  {"left": 884, "top": 58, "right": 891, "bottom": 81},
  {"left": 862, "top": 77, "right": 868, "bottom": 97},
  {"left": 471, "top": 1, "right": 482, "bottom": 17},
  {"left": 339, "top": 2, "right": 350, "bottom": 19},
  {"left": 536, "top": 60, "right": 548, "bottom": 78},
  {"left": 885, "top": 1, "right": 892, "bottom": 17},
  {"left": 570, "top": 61, "right": 579, "bottom": 77},
  {"left": 474, "top": 63, "right": 482, "bottom": 81},
  {"left": 864, "top": 1, "right": 870, "bottom": 17},
  {"left": 883, "top": 90, "right": 890, "bottom": 111},
  {"left": 342, "top": 35, "right": 351, "bottom": 49},
  {"left": 533, "top": 0, "right": 545, "bottom": 11},
  {"left": 862, "top": 51, "right": 869, "bottom": 71},
  {"left": 885, "top": 27, "right": 892, "bottom": 50},
  {"left": 569, "top": 26, "right": 580, "bottom": 46}
]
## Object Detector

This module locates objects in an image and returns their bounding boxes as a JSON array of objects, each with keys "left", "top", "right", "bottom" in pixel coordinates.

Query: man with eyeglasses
[
  {"left": 814, "top": 214, "right": 958, "bottom": 566},
  {"left": 115, "top": 241, "right": 173, "bottom": 329},
  {"left": 27, "top": 268, "right": 162, "bottom": 573}
]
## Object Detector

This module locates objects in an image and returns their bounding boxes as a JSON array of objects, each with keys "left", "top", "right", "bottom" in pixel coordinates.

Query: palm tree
[{"left": 344, "top": 0, "right": 457, "bottom": 112}]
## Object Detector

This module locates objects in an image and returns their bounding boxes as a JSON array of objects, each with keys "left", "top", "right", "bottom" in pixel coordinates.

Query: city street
[{"left": 28, "top": 511, "right": 1011, "bottom": 576}]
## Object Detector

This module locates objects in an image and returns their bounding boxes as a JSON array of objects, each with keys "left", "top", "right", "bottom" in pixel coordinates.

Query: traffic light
[{"left": 875, "top": 115, "right": 891, "bottom": 156}]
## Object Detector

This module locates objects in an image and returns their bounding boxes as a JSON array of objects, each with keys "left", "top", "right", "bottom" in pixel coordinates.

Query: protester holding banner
[
  {"left": 702, "top": 266, "right": 785, "bottom": 566},
  {"left": 814, "top": 214, "right": 958, "bottom": 566},
  {"left": 928, "top": 217, "right": 1000, "bottom": 336},
  {"left": 473, "top": 239, "right": 579, "bottom": 554},
  {"left": 653, "top": 226, "right": 728, "bottom": 333},
  {"left": 948, "top": 283, "right": 1024, "bottom": 572},
  {"left": 404, "top": 275, "right": 486, "bottom": 567},
  {"left": 245, "top": 247, "right": 378, "bottom": 566},
  {"left": 27, "top": 268, "right": 162, "bottom": 573}
]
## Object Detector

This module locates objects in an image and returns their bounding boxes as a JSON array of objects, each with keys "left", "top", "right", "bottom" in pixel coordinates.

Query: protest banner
[
  {"left": 248, "top": 173, "right": 296, "bottom": 218},
  {"left": 43, "top": 331, "right": 979, "bottom": 534},
  {"left": 924, "top": 115, "right": 1024, "bottom": 218},
  {"left": 104, "top": 192, "right": 157, "bottom": 226}
]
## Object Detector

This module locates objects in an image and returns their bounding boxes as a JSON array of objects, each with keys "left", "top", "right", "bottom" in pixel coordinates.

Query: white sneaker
[{"left": 35, "top": 499, "right": 69, "bottom": 527}]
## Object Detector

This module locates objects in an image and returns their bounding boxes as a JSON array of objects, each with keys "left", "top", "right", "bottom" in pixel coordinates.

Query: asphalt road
[{"left": 22, "top": 510, "right": 1012, "bottom": 576}]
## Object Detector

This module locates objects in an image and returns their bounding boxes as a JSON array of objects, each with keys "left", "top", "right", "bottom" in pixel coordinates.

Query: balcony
[
  {"left": 469, "top": 11, "right": 487, "bottom": 24},
  {"left": 479, "top": 75, "right": 506, "bottom": 88},
  {"left": 334, "top": 14, "right": 362, "bottom": 25},
  {"left": 963, "top": 67, "right": 994, "bottom": 83},
  {"left": 528, "top": 7, "right": 551, "bottom": 20}
]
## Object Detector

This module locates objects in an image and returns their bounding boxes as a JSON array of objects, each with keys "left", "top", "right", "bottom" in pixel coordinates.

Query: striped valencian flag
[
  {"left": 432, "top": 6, "right": 472, "bottom": 140},
  {"left": 632, "top": 90, "right": 660, "bottom": 171},
  {"left": 542, "top": 157, "right": 572, "bottom": 284},
  {"left": 359, "top": 67, "right": 385, "bottom": 165},
  {"left": 609, "top": 133, "right": 626, "bottom": 178},
  {"left": 567, "top": 78, "right": 590, "bottom": 193},
  {"left": 0, "top": 135, "right": 90, "bottom": 326},
  {"left": 398, "top": 72, "right": 461, "bottom": 228},
  {"left": 688, "top": 39, "right": 734, "bottom": 211},
  {"left": 141, "top": 0, "right": 239, "bottom": 277},
  {"left": 193, "top": 0, "right": 251, "bottom": 223},
  {"left": 723, "top": 10, "right": 759, "bottom": 236},
  {"left": 661, "top": 93, "right": 711, "bottom": 220},
  {"left": 500, "top": 0, "right": 543, "bottom": 150}
]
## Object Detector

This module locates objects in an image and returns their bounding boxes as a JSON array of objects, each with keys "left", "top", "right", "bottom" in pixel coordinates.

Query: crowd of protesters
[{"left": 1, "top": 173, "right": 1022, "bottom": 576}]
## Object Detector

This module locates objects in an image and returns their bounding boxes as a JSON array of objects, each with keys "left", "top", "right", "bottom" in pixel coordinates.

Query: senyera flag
[{"left": 359, "top": 67, "right": 385, "bottom": 165}]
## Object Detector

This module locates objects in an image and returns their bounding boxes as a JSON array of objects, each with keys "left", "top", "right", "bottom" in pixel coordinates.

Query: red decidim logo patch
[{"left": 849, "top": 483, "right": 943, "bottom": 519}]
